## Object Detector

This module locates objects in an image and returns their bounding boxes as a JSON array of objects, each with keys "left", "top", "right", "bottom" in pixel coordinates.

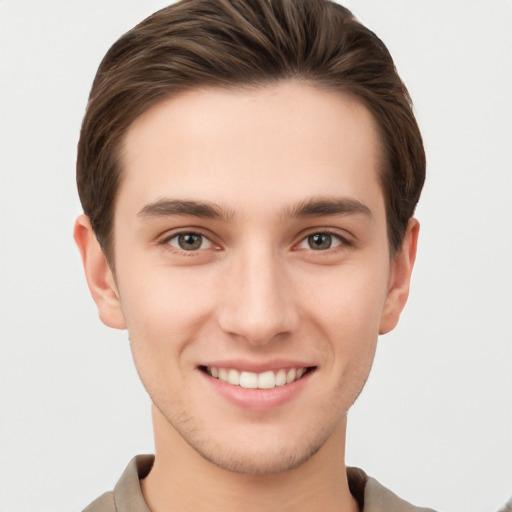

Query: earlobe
[
  {"left": 73, "top": 215, "right": 126, "bottom": 330},
  {"left": 379, "top": 218, "right": 420, "bottom": 335}
]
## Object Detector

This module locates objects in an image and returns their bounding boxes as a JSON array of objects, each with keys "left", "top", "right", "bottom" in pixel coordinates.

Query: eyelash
[
  {"left": 160, "top": 230, "right": 216, "bottom": 255},
  {"left": 297, "top": 230, "right": 351, "bottom": 253},
  {"left": 160, "top": 229, "right": 351, "bottom": 255}
]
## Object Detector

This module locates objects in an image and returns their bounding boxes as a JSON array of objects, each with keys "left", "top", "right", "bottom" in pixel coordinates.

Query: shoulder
[
  {"left": 364, "top": 475, "right": 437, "bottom": 512},
  {"left": 347, "top": 467, "right": 437, "bottom": 512},
  {"left": 82, "top": 491, "right": 116, "bottom": 512},
  {"left": 81, "top": 455, "right": 153, "bottom": 512}
]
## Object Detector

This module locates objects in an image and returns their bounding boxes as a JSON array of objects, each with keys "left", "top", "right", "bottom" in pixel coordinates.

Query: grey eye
[
  {"left": 168, "top": 233, "right": 212, "bottom": 251},
  {"left": 308, "top": 233, "right": 333, "bottom": 250},
  {"left": 298, "top": 233, "right": 343, "bottom": 251}
]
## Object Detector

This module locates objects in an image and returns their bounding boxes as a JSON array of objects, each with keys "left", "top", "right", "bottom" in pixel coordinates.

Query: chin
[
  {"left": 173, "top": 415, "right": 337, "bottom": 475},
  {"left": 196, "top": 438, "right": 326, "bottom": 475}
]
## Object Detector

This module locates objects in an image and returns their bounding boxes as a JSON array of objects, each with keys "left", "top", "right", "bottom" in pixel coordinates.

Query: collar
[{"left": 110, "top": 454, "right": 434, "bottom": 512}]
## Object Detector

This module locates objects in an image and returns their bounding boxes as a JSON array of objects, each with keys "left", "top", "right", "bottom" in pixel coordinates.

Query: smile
[{"left": 201, "top": 366, "right": 313, "bottom": 389}]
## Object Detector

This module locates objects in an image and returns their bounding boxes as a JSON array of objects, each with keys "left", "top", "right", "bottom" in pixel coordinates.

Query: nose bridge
[{"left": 218, "top": 241, "right": 298, "bottom": 344}]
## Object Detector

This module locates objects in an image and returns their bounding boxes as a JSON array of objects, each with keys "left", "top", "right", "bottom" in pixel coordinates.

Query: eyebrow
[
  {"left": 137, "top": 196, "right": 372, "bottom": 222},
  {"left": 281, "top": 197, "right": 372, "bottom": 220},
  {"left": 138, "top": 199, "right": 234, "bottom": 221}
]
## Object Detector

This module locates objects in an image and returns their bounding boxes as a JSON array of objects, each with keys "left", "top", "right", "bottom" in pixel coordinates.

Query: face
[{"left": 77, "top": 81, "right": 417, "bottom": 474}]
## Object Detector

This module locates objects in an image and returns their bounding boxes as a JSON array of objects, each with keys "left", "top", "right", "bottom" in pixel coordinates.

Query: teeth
[
  {"left": 227, "top": 369, "right": 240, "bottom": 385},
  {"left": 258, "top": 370, "right": 275, "bottom": 389},
  {"left": 206, "top": 366, "right": 310, "bottom": 388},
  {"left": 240, "top": 371, "right": 258, "bottom": 389},
  {"left": 275, "top": 369, "right": 286, "bottom": 386}
]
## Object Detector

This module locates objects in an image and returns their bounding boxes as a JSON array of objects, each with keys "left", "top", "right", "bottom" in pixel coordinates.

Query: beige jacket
[{"left": 83, "top": 455, "right": 436, "bottom": 512}]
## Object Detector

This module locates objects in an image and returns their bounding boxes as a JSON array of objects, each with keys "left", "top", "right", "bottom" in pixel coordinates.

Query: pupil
[
  {"left": 309, "top": 233, "right": 331, "bottom": 250},
  {"left": 179, "top": 233, "right": 202, "bottom": 250}
]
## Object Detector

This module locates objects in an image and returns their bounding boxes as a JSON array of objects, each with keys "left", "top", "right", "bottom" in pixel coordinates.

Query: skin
[{"left": 75, "top": 81, "right": 418, "bottom": 512}]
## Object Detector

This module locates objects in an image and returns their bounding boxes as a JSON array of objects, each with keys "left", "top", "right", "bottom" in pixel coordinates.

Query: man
[{"left": 74, "top": 0, "right": 433, "bottom": 510}]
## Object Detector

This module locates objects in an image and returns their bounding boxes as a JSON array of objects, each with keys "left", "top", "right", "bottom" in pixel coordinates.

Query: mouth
[{"left": 199, "top": 365, "right": 316, "bottom": 389}]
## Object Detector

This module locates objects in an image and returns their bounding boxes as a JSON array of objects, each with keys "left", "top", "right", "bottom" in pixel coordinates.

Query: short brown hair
[{"left": 77, "top": 0, "right": 425, "bottom": 262}]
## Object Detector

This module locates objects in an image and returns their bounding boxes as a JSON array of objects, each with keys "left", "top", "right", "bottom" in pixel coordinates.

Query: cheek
[
  {"left": 117, "top": 265, "right": 221, "bottom": 369},
  {"left": 297, "top": 262, "right": 390, "bottom": 346}
]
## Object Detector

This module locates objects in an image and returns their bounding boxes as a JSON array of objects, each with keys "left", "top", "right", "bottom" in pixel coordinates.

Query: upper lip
[{"left": 198, "top": 359, "right": 316, "bottom": 373}]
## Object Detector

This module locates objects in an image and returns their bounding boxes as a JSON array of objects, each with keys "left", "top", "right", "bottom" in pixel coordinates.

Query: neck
[{"left": 141, "top": 405, "right": 359, "bottom": 512}]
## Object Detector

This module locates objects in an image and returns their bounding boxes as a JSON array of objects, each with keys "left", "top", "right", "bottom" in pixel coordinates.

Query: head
[
  {"left": 75, "top": 0, "right": 424, "bottom": 476},
  {"left": 77, "top": 0, "right": 425, "bottom": 265}
]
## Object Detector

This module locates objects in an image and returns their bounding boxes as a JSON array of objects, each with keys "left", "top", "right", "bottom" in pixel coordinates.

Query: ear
[
  {"left": 73, "top": 215, "right": 126, "bottom": 329},
  {"left": 379, "top": 218, "right": 420, "bottom": 335}
]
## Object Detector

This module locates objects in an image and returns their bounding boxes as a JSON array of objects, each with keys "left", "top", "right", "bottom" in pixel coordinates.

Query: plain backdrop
[{"left": 1, "top": 1, "right": 511, "bottom": 511}]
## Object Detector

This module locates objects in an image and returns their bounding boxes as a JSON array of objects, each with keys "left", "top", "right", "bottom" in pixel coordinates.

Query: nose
[{"left": 217, "top": 246, "right": 300, "bottom": 345}]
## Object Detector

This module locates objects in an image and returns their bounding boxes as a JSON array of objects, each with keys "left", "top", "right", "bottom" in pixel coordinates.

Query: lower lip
[{"left": 198, "top": 369, "right": 314, "bottom": 411}]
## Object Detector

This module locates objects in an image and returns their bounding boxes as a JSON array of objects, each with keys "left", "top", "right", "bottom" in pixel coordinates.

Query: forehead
[{"left": 118, "top": 81, "right": 384, "bottom": 219}]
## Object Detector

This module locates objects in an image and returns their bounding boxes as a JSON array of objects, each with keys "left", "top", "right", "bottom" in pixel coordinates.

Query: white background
[{"left": 1, "top": 1, "right": 511, "bottom": 511}]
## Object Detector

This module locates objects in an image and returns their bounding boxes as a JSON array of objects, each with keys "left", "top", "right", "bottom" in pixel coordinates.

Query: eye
[
  {"left": 166, "top": 232, "right": 213, "bottom": 251},
  {"left": 298, "top": 232, "right": 343, "bottom": 251}
]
